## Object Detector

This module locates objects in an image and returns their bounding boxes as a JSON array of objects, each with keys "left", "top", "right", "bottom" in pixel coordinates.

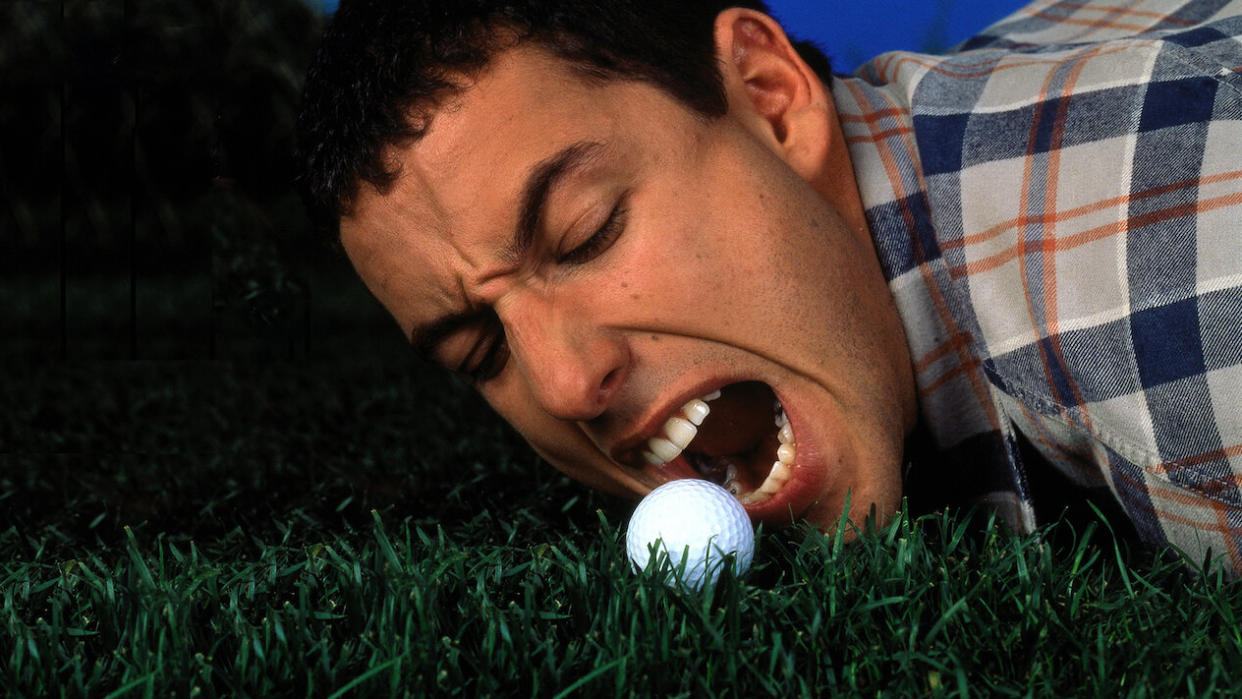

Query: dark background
[
  {"left": 1, "top": 0, "right": 473, "bottom": 550},
  {"left": 2, "top": 0, "right": 371, "bottom": 364}
]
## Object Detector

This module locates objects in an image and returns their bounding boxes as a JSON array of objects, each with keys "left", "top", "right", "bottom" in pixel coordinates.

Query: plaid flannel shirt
[{"left": 835, "top": 0, "right": 1242, "bottom": 571}]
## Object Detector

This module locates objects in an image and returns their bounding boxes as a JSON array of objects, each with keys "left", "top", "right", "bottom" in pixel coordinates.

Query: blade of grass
[{"left": 551, "top": 655, "right": 628, "bottom": 699}]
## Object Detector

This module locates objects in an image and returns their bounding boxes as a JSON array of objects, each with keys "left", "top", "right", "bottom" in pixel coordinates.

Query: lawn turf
[{"left": 5, "top": 343, "right": 1242, "bottom": 697}]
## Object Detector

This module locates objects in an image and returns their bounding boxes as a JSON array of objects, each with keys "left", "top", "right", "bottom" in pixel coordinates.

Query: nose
[{"left": 499, "top": 292, "right": 629, "bottom": 422}]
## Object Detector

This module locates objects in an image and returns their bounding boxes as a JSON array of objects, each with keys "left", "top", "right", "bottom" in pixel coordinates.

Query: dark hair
[{"left": 296, "top": 0, "right": 832, "bottom": 236}]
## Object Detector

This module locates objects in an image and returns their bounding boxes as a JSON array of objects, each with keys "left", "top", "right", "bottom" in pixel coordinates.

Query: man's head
[
  {"left": 298, "top": 0, "right": 832, "bottom": 228},
  {"left": 297, "top": 0, "right": 918, "bottom": 530}
]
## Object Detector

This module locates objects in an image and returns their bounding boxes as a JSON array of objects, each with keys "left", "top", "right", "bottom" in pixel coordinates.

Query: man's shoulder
[
  {"left": 851, "top": 0, "right": 1242, "bottom": 129},
  {"left": 955, "top": 0, "right": 1242, "bottom": 53},
  {"left": 850, "top": 0, "right": 1242, "bottom": 572}
]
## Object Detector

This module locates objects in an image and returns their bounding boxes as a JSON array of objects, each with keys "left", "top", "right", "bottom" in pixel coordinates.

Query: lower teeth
[
  {"left": 722, "top": 404, "right": 796, "bottom": 504},
  {"left": 739, "top": 460, "right": 792, "bottom": 504},
  {"left": 748, "top": 403, "right": 794, "bottom": 502},
  {"left": 675, "top": 395, "right": 796, "bottom": 505}
]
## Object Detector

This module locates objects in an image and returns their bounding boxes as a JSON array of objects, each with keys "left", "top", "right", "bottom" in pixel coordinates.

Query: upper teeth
[{"left": 641, "top": 392, "right": 717, "bottom": 466}]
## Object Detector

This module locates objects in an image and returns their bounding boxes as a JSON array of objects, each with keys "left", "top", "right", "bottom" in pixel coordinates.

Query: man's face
[{"left": 341, "top": 44, "right": 915, "bottom": 529}]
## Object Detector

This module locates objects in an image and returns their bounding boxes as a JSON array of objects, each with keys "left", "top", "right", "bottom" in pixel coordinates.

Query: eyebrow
[
  {"left": 409, "top": 140, "right": 605, "bottom": 358},
  {"left": 509, "top": 140, "right": 606, "bottom": 262}
]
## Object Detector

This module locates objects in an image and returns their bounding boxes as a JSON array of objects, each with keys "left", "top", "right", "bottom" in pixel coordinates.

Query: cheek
[
  {"left": 486, "top": 385, "right": 639, "bottom": 495},
  {"left": 624, "top": 190, "right": 838, "bottom": 337},
  {"left": 620, "top": 194, "right": 771, "bottom": 295},
  {"left": 482, "top": 379, "right": 591, "bottom": 461}
]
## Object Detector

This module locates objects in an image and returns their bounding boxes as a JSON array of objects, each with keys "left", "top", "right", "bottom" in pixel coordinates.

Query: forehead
[
  {"left": 338, "top": 45, "right": 700, "bottom": 336},
  {"left": 343, "top": 47, "right": 594, "bottom": 248}
]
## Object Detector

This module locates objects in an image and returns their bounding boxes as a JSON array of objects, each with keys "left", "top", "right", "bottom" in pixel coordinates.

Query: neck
[{"left": 814, "top": 98, "right": 870, "bottom": 243}]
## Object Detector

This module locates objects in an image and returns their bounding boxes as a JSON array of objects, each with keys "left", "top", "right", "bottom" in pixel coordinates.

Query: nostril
[{"left": 599, "top": 367, "right": 621, "bottom": 399}]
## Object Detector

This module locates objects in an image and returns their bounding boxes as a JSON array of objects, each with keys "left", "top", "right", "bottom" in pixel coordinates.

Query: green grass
[
  {"left": 5, "top": 500, "right": 1241, "bottom": 697},
  {"left": 5, "top": 312, "right": 1242, "bottom": 697}
]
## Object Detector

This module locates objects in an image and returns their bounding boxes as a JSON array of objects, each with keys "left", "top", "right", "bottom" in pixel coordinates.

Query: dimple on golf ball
[{"left": 626, "top": 479, "right": 755, "bottom": 590}]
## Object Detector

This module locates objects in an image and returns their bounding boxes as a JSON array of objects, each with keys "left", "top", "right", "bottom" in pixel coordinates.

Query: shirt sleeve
[
  {"left": 956, "top": 0, "right": 1242, "bottom": 52},
  {"left": 914, "top": 2, "right": 1242, "bottom": 570}
]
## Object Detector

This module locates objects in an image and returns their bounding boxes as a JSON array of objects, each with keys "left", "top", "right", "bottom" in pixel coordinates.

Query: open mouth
[{"left": 639, "top": 382, "right": 795, "bottom": 506}]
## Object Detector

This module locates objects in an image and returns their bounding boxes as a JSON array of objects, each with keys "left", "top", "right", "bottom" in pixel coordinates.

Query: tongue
[
  {"left": 663, "top": 454, "right": 700, "bottom": 480},
  {"left": 691, "top": 382, "right": 776, "bottom": 457}
]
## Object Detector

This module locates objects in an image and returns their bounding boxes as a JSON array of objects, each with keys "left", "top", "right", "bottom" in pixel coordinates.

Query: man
[{"left": 297, "top": 0, "right": 1242, "bottom": 571}]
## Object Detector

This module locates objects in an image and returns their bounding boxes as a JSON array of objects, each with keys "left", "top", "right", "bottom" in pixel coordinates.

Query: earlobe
[{"left": 714, "top": 9, "right": 832, "bottom": 181}]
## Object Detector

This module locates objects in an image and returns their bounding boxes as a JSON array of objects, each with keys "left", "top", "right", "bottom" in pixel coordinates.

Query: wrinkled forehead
[
  {"left": 337, "top": 45, "right": 635, "bottom": 333},
  {"left": 352, "top": 51, "right": 599, "bottom": 227}
]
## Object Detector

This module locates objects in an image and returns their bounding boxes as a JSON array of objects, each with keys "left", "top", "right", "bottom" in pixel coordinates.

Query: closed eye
[
  {"left": 558, "top": 193, "right": 629, "bottom": 266},
  {"left": 453, "top": 311, "right": 509, "bottom": 383}
]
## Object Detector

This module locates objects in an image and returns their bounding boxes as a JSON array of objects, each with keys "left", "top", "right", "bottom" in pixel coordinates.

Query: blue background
[
  {"left": 765, "top": 0, "right": 1030, "bottom": 70},
  {"left": 316, "top": 0, "right": 1032, "bottom": 72}
]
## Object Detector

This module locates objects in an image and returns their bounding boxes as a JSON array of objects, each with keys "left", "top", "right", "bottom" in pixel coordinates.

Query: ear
[{"left": 713, "top": 9, "right": 833, "bottom": 182}]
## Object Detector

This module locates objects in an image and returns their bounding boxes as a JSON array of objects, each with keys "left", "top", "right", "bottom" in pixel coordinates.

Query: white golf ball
[{"left": 626, "top": 479, "right": 755, "bottom": 590}]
